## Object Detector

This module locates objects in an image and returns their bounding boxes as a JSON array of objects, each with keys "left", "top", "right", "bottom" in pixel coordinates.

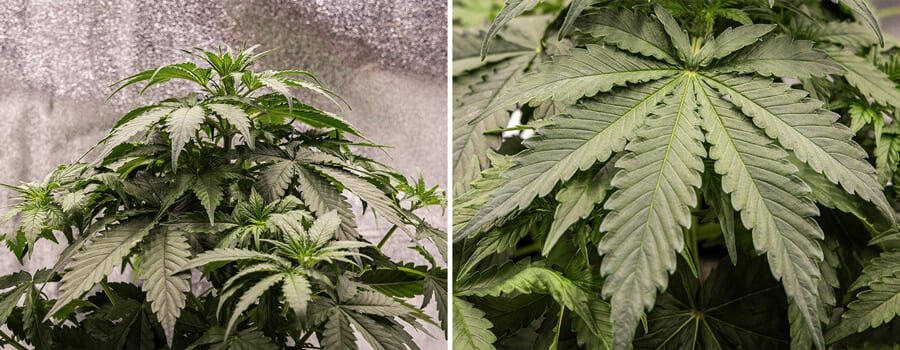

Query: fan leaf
[
  {"left": 312, "top": 165, "right": 407, "bottom": 231},
  {"left": 544, "top": 163, "right": 614, "bottom": 255},
  {"left": 453, "top": 297, "right": 497, "bottom": 350},
  {"left": 835, "top": 0, "right": 883, "bottom": 45},
  {"left": 826, "top": 47, "right": 900, "bottom": 108},
  {"left": 481, "top": 44, "right": 678, "bottom": 118},
  {"left": 459, "top": 77, "right": 680, "bottom": 239},
  {"left": 165, "top": 105, "right": 206, "bottom": 170},
  {"left": 323, "top": 308, "right": 358, "bottom": 350},
  {"left": 225, "top": 273, "right": 283, "bottom": 337},
  {"left": 140, "top": 227, "right": 191, "bottom": 347},
  {"left": 696, "top": 79, "right": 826, "bottom": 349},
  {"left": 281, "top": 273, "right": 311, "bottom": 321},
  {"left": 454, "top": 55, "right": 532, "bottom": 195},
  {"left": 714, "top": 36, "right": 843, "bottom": 78},
  {"left": 598, "top": 78, "right": 706, "bottom": 348},
  {"left": 294, "top": 166, "right": 359, "bottom": 240},
  {"left": 46, "top": 217, "right": 157, "bottom": 320},
  {"left": 576, "top": 9, "right": 677, "bottom": 64},
  {"left": 702, "top": 73, "right": 893, "bottom": 224}
]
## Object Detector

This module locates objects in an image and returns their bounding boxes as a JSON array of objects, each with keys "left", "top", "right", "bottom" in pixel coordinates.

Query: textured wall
[{"left": 0, "top": 0, "right": 446, "bottom": 348}]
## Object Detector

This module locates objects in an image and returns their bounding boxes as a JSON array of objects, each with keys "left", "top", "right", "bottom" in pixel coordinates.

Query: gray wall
[{"left": 0, "top": 0, "right": 446, "bottom": 348}]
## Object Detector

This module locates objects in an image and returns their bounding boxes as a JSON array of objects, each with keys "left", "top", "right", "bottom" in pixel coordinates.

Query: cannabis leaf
[
  {"left": 457, "top": 5, "right": 893, "bottom": 348},
  {"left": 140, "top": 227, "right": 191, "bottom": 347},
  {"left": 46, "top": 217, "right": 158, "bottom": 320},
  {"left": 828, "top": 250, "right": 900, "bottom": 343},
  {"left": 635, "top": 256, "right": 791, "bottom": 348},
  {"left": 453, "top": 297, "right": 497, "bottom": 350}
]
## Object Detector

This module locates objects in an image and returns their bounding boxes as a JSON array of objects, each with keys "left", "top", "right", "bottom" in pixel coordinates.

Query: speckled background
[{"left": 0, "top": 0, "right": 447, "bottom": 348}]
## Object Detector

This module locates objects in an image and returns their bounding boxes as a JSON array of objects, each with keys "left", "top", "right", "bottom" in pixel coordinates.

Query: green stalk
[
  {"left": 0, "top": 330, "right": 26, "bottom": 350},
  {"left": 550, "top": 307, "right": 565, "bottom": 350},
  {"left": 689, "top": 214, "right": 700, "bottom": 275},
  {"left": 880, "top": 6, "right": 900, "bottom": 19},
  {"left": 376, "top": 225, "right": 399, "bottom": 249},
  {"left": 100, "top": 279, "right": 117, "bottom": 305}
]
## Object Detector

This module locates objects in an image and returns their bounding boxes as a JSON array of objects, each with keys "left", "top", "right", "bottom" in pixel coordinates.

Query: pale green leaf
[
  {"left": 461, "top": 266, "right": 604, "bottom": 337},
  {"left": 312, "top": 165, "right": 407, "bottom": 231},
  {"left": 323, "top": 308, "right": 358, "bottom": 350},
  {"left": 308, "top": 210, "right": 340, "bottom": 247},
  {"left": 789, "top": 154, "right": 893, "bottom": 232},
  {"left": 47, "top": 217, "right": 157, "bottom": 320},
  {"left": 459, "top": 77, "right": 680, "bottom": 239},
  {"left": 875, "top": 130, "right": 900, "bottom": 187},
  {"left": 282, "top": 78, "right": 348, "bottom": 111},
  {"left": 0, "top": 284, "right": 29, "bottom": 327},
  {"left": 141, "top": 227, "right": 191, "bottom": 347},
  {"left": 558, "top": 0, "right": 591, "bottom": 39},
  {"left": 850, "top": 251, "right": 900, "bottom": 292},
  {"left": 544, "top": 162, "right": 614, "bottom": 256},
  {"left": 453, "top": 297, "right": 497, "bottom": 350},
  {"left": 452, "top": 152, "right": 516, "bottom": 235},
  {"left": 571, "top": 298, "right": 614, "bottom": 350},
  {"left": 205, "top": 103, "right": 253, "bottom": 148},
  {"left": 258, "top": 74, "right": 294, "bottom": 111},
  {"left": 453, "top": 20, "right": 538, "bottom": 75},
  {"left": 480, "top": 44, "right": 678, "bottom": 118},
  {"left": 165, "top": 105, "right": 206, "bottom": 170},
  {"left": 342, "top": 309, "right": 420, "bottom": 350},
  {"left": 481, "top": 0, "right": 542, "bottom": 58},
  {"left": 179, "top": 248, "right": 289, "bottom": 272},
  {"left": 653, "top": 5, "right": 691, "bottom": 64},
  {"left": 19, "top": 209, "right": 47, "bottom": 251},
  {"left": 225, "top": 273, "right": 283, "bottom": 337},
  {"left": 294, "top": 166, "right": 359, "bottom": 240},
  {"left": 458, "top": 216, "right": 537, "bottom": 278},
  {"left": 256, "top": 159, "right": 294, "bottom": 202},
  {"left": 343, "top": 291, "right": 409, "bottom": 317},
  {"left": 282, "top": 273, "right": 311, "bottom": 321},
  {"left": 101, "top": 106, "right": 174, "bottom": 156},
  {"left": 187, "top": 172, "right": 224, "bottom": 224},
  {"left": 696, "top": 80, "right": 826, "bottom": 349},
  {"left": 454, "top": 55, "right": 532, "bottom": 195},
  {"left": 576, "top": 8, "right": 676, "bottom": 65},
  {"left": 714, "top": 37, "right": 843, "bottom": 78},
  {"left": 697, "top": 24, "right": 776, "bottom": 63},
  {"left": 817, "top": 21, "right": 879, "bottom": 47},
  {"left": 827, "top": 273, "right": 900, "bottom": 343},
  {"left": 598, "top": 79, "right": 706, "bottom": 348},
  {"left": 702, "top": 73, "right": 894, "bottom": 224},
  {"left": 826, "top": 47, "right": 900, "bottom": 107},
  {"left": 835, "top": 0, "right": 883, "bottom": 45}
]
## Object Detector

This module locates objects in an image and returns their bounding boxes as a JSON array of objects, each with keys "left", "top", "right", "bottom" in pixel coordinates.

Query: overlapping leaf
[
  {"left": 458, "top": 77, "right": 679, "bottom": 239},
  {"left": 454, "top": 297, "right": 497, "bottom": 350},
  {"left": 140, "top": 227, "right": 191, "bottom": 346},
  {"left": 454, "top": 55, "right": 532, "bottom": 195},
  {"left": 696, "top": 79, "right": 826, "bottom": 348},
  {"left": 47, "top": 217, "right": 158, "bottom": 319},
  {"left": 598, "top": 79, "right": 706, "bottom": 348}
]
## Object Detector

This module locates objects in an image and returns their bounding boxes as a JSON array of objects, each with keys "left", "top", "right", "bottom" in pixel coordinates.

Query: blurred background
[{"left": 0, "top": 0, "right": 446, "bottom": 348}]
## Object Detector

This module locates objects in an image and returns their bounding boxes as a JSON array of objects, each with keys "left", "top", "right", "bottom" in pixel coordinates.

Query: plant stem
[
  {"left": 513, "top": 241, "right": 541, "bottom": 259},
  {"left": 689, "top": 215, "right": 700, "bottom": 277},
  {"left": 100, "top": 279, "right": 117, "bottom": 305},
  {"left": 0, "top": 330, "right": 26, "bottom": 350},
  {"left": 880, "top": 6, "right": 900, "bottom": 19},
  {"left": 295, "top": 330, "right": 315, "bottom": 346},
  {"left": 396, "top": 266, "right": 429, "bottom": 277},
  {"left": 377, "top": 225, "right": 399, "bottom": 249}
]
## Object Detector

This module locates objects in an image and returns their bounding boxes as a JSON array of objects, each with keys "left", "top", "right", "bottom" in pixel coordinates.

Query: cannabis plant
[
  {"left": 0, "top": 46, "right": 446, "bottom": 349},
  {"left": 454, "top": 0, "right": 900, "bottom": 348}
]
